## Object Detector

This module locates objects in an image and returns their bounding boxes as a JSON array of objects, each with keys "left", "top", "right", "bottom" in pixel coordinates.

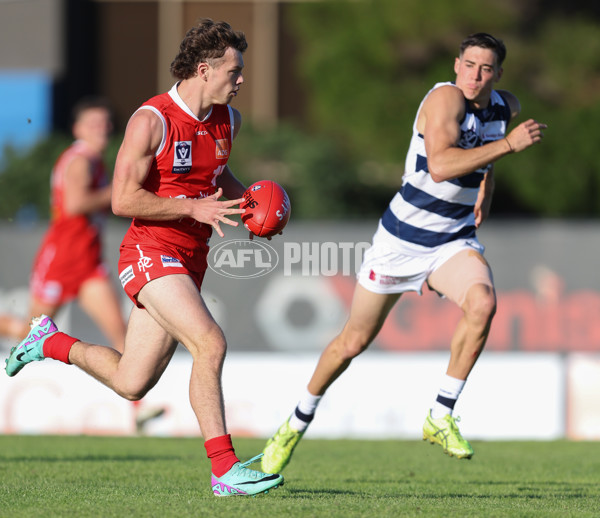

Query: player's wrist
[{"left": 504, "top": 138, "right": 514, "bottom": 154}]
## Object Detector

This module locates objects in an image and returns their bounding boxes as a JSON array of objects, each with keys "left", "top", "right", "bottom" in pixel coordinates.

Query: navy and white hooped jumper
[{"left": 381, "top": 82, "right": 512, "bottom": 250}]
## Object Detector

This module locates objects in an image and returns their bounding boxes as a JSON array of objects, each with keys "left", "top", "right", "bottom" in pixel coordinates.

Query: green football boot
[
  {"left": 261, "top": 417, "right": 304, "bottom": 473},
  {"left": 211, "top": 454, "right": 283, "bottom": 497},
  {"left": 5, "top": 315, "right": 57, "bottom": 377},
  {"left": 423, "top": 411, "right": 474, "bottom": 459}
]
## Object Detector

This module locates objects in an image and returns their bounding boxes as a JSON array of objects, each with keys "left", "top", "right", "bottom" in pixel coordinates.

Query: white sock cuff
[
  {"left": 439, "top": 374, "right": 466, "bottom": 399},
  {"left": 297, "top": 387, "right": 322, "bottom": 415}
]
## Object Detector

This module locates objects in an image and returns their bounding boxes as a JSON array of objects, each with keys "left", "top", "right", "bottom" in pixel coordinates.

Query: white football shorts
[{"left": 357, "top": 222, "right": 491, "bottom": 301}]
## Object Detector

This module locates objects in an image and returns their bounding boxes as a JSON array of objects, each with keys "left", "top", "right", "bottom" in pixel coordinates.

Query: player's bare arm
[
  {"left": 473, "top": 168, "right": 495, "bottom": 228},
  {"left": 423, "top": 86, "right": 513, "bottom": 181},
  {"left": 496, "top": 89, "right": 547, "bottom": 153},
  {"left": 216, "top": 166, "right": 246, "bottom": 200},
  {"left": 112, "top": 109, "right": 244, "bottom": 236},
  {"left": 62, "top": 155, "right": 112, "bottom": 215},
  {"left": 422, "top": 86, "right": 546, "bottom": 182}
]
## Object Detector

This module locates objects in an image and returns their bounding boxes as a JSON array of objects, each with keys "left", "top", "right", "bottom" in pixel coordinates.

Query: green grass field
[{"left": 0, "top": 435, "right": 598, "bottom": 517}]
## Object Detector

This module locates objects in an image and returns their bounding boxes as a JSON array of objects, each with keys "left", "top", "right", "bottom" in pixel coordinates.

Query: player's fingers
[
  {"left": 220, "top": 207, "right": 245, "bottom": 215},
  {"left": 209, "top": 187, "right": 224, "bottom": 200},
  {"left": 212, "top": 221, "right": 225, "bottom": 238},
  {"left": 222, "top": 196, "right": 245, "bottom": 208},
  {"left": 219, "top": 216, "right": 239, "bottom": 228}
]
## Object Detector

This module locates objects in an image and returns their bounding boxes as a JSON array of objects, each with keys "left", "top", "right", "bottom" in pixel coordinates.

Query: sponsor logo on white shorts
[{"left": 368, "top": 270, "right": 406, "bottom": 285}]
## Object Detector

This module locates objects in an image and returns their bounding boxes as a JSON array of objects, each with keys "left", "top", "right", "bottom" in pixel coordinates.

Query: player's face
[
  {"left": 206, "top": 47, "right": 245, "bottom": 105},
  {"left": 454, "top": 46, "right": 502, "bottom": 108},
  {"left": 73, "top": 108, "right": 112, "bottom": 152}
]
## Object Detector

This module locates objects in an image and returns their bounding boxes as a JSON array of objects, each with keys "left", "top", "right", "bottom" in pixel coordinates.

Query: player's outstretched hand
[
  {"left": 192, "top": 188, "right": 245, "bottom": 238},
  {"left": 505, "top": 119, "right": 547, "bottom": 153}
]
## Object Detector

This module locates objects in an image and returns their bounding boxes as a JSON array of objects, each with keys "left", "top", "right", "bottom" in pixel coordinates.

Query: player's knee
[
  {"left": 338, "top": 331, "right": 371, "bottom": 360},
  {"left": 118, "top": 383, "right": 149, "bottom": 402},
  {"left": 465, "top": 289, "right": 496, "bottom": 326},
  {"left": 186, "top": 326, "right": 227, "bottom": 364}
]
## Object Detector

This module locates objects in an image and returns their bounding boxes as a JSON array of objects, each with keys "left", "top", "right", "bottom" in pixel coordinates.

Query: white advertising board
[{"left": 0, "top": 352, "right": 566, "bottom": 440}]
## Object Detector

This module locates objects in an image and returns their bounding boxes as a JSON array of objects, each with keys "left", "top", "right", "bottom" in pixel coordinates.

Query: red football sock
[
  {"left": 42, "top": 332, "right": 79, "bottom": 364},
  {"left": 204, "top": 434, "right": 240, "bottom": 477}
]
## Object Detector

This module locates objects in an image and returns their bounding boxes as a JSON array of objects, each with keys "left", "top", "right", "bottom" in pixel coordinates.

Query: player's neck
[
  {"left": 176, "top": 79, "right": 212, "bottom": 120},
  {"left": 468, "top": 95, "right": 491, "bottom": 111}
]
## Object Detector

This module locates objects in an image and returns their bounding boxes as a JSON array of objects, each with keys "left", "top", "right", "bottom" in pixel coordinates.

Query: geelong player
[
  {"left": 5, "top": 20, "right": 283, "bottom": 496},
  {"left": 262, "top": 33, "right": 547, "bottom": 472}
]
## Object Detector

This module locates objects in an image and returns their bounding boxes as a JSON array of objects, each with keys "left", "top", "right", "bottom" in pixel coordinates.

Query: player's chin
[{"left": 223, "top": 93, "right": 237, "bottom": 105}]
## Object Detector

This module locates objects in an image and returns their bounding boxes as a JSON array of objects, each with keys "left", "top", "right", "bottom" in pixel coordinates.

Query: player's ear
[
  {"left": 198, "top": 62, "right": 209, "bottom": 81},
  {"left": 454, "top": 57, "right": 461, "bottom": 75}
]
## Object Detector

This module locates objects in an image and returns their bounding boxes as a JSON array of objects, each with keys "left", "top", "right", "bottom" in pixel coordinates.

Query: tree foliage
[
  {"left": 1, "top": 1, "right": 599, "bottom": 220},
  {"left": 286, "top": 0, "right": 600, "bottom": 217}
]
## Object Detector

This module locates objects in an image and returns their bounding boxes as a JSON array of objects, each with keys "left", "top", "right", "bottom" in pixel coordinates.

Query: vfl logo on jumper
[
  {"left": 215, "top": 139, "right": 229, "bottom": 159},
  {"left": 208, "top": 239, "right": 278, "bottom": 279},
  {"left": 173, "top": 141, "right": 192, "bottom": 174},
  {"left": 161, "top": 255, "right": 183, "bottom": 268}
]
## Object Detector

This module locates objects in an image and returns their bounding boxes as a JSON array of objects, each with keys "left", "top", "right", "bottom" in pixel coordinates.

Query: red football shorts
[
  {"left": 118, "top": 242, "right": 207, "bottom": 308},
  {"left": 31, "top": 237, "right": 108, "bottom": 306}
]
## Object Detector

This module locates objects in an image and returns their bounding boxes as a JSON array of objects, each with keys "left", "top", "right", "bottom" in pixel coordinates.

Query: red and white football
[{"left": 241, "top": 180, "right": 291, "bottom": 238}]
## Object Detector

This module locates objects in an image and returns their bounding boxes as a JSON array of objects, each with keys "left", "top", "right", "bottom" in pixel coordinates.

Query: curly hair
[
  {"left": 460, "top": 33, "right": 506, "bottom": 67},
  {"left": 170, "top": 19, "right": 248, "bottom": 80}
]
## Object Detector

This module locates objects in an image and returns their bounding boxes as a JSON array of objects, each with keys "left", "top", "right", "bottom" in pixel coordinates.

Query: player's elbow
[
  {"left": 428, "top": 167, "right": 447, "bottom": 183},
  {"left": 111, "top": 195, "right": 128, "bottom": 217}
]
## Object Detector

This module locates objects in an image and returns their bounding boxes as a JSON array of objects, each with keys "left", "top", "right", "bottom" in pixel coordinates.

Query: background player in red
[
  {"left": 0, "top": 97, "right": 163, "bottom": 433},
  {"left": 5, "top": 19, "right": 283, "bottom": 497}
]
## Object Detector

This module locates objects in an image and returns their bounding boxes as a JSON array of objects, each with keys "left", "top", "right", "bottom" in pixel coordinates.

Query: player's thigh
[
  {"left": 136, "top": 273, "right": 224, "bottom": 356},
  {"left": 344, "top": 283, "right": 401, "bottom": 343},
  {"left": 78, "top": 276, "right": 126, "bottom": 352},
  {"left": 428, "top": 249, "right": 495, "bottom": 309},
  {"left": 118, "top": 304, "right": 178, "bottom": 387}
]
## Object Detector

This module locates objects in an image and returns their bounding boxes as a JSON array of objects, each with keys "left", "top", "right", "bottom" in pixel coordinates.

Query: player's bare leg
[
  {"left": 79, "top": 276, "right": 165, "bottom": 433},
  {"left": 136, "top": 273, "right": 282, "bottom": 493},
  {"left": 428, "top": 249, "right": 496, "bottom": 380},
  {"left": 134, "top": 274, "right": 228, "bottom": 440},
  {"left": 423, "top": 250, "right": 496, "bottom": 458},
  {"left": 262, "top": 284, "right": 400, "bottom": 473},
  {"left": 78, "top": 277, "right": 127, "bottom": 352},
  {"left": 446, "top": 282, "right": 496, "bottom": 379},
  {"left": 68, "top": 305, "right": 177, "bottom": 401},
  {"left": 308, "top": 284, "right": 400, "bottom": 395}
]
